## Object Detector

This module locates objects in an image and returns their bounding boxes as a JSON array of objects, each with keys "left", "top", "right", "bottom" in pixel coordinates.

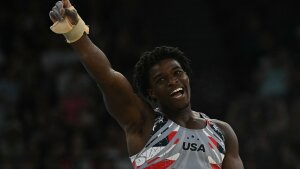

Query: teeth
[{"left": 170, "top": 88, "right": 183, "bottom": 95}]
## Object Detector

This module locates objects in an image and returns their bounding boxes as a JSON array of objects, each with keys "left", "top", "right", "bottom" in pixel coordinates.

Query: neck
[{"left": 159, "top": 104, "right": 194, "bottom": 125}]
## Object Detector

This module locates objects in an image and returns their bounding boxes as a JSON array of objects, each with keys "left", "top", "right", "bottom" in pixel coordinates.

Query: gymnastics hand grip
[
  {"left": 50, "top": 6, "right": 89, "bottom": 43},
  {"left": 50, "top": 17, "right": 74, "bottom": 34}
]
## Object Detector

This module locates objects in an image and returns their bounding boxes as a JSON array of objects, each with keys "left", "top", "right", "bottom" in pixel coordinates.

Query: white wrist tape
[
  {"left": 50, "top": 16, "right": 73, "bottom": 34},
  {"left": 50, "top": 6, "right": 89, "bottom": 43}
]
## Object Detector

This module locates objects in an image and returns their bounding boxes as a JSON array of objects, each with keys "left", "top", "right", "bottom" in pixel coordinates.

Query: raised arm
[{"left": 49, "top": 0, "right": 153, "bottom": 132}]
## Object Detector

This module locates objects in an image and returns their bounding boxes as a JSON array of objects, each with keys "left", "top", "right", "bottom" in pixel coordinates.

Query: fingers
[
  {"left": 56, "top": 1, "right": 63, "bottom": 9},
  {"left": 49, "top": 1, "right": 66, "bottom": 22},
  {"left": 55, "top": 1, "right": 66, "bottom": 16},
  {"left": 49, "top": 11, "right": 57, "bottom": 23},
  {"left": 49, "top": 0, "right": 76, "bottom": 24},
  {"left": 62, "top": 0, "right": 72, "bottom": 8},
  {"left": 52, "top": 5, "right": 64, "bottom": 21},
  {"left": 49, "top": 10, "right": 63, "bottom": 23}
]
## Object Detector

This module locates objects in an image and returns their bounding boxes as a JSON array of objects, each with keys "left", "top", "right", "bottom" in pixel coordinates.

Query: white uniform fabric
[{"left": 130, "top": 110, "right": 226, "bottom": 169}]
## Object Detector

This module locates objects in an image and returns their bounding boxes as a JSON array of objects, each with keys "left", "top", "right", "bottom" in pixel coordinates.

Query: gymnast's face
[{"left": 148, "top": 58, "right": 191, "bottom": 112}]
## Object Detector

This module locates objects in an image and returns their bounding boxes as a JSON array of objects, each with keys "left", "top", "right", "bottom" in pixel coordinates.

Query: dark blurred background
[{"left": 0, "top": 0, "right": 300, "bottom": 168}]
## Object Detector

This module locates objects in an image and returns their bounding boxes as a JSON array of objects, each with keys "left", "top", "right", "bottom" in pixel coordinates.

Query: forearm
[
  {"left": 71, "top": 34, "right": 114, "bottom": 85},
  {"left": 49, "top": 1, "right": 115, "bottom": 86}
]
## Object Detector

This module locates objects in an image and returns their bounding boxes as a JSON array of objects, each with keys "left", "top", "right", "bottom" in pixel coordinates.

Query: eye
[
  {"left": 154, "top": 75, "right": 166, "bottom": 85},
  {"left": 157, "top": 77, "right": 166, "bottom": 83},
  {"left": 174, "top": 70, "right": 184, "bottom": 76}
]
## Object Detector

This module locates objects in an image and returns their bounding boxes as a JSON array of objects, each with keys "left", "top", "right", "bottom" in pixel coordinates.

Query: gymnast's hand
[{"left": 49, "top": 0, "right": 79, "bottom": 33}]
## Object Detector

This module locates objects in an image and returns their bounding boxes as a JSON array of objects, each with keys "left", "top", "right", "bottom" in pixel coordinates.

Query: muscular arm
[
  {"left": 49, "top": 0, "right": 154, "bottom": 132},
  {"left": 72, "top": 35, "right": 151, "bottom": 129},
  {"left": 214, "top": 120, "right": 244, "bottom": 169}
]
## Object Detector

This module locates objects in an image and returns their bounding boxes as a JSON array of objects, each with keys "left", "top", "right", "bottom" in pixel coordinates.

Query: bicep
[
  {"left": 100, "top": 71, "right": 152, "bottom": 131},
  {"left": 71, "top": 36, "right": 152, "bottom": 131},
  {"left": 216, "top": 121, "right": 244, "bottom": 169},
  {"left": 222, "top": 152, "right": 244, "bottom": 169}
]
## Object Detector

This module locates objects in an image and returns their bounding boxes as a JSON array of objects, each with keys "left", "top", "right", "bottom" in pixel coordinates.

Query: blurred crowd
[{"left": 0, "top": 0, "right": 299, "bottom": 168}]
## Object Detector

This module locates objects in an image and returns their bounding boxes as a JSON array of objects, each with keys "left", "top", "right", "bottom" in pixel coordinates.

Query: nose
[{"left": 168, "top": 76, "right": 178, "bottom": 86}]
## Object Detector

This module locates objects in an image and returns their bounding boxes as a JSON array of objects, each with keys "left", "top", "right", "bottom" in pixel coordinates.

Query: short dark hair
[{"left": 133, "top": 46, "right": 192, "bottom": 99}]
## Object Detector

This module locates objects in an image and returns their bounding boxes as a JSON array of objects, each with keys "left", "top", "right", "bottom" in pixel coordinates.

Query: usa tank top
[{"left": 130, "top": 110, "right": 226, "bottom": 169}]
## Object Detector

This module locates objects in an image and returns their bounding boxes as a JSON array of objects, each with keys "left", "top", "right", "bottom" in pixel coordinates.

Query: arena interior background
[{"left": 0, "top": 0, "right": 299, "bottom": 168}]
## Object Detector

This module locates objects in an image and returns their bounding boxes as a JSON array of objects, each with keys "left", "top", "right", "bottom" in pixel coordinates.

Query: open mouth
[{"left": 169, "top": 87, "right": 184, "bottom": 98}]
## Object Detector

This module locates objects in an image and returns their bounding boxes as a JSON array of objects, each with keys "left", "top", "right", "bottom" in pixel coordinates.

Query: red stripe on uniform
[
  {"left": 208, "top": 136, "right": 218, "bottom": 147},
  {"left": 210, "top": 163, "right": 221, "bottom": 169},
  {"left": 145, "top": 159, "right": 175, "bottom": 169},
  {"left": 167, "top": 131, "right": 178, "bottom": 144}
]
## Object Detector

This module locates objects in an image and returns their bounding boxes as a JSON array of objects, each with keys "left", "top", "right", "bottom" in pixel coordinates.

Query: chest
[{"left": 130, "top": 120, "right": 226, "bottom": 169}]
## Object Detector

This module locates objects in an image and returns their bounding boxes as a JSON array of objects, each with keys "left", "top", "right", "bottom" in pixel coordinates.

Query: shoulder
[
  {"left": 200, "top": 113, "right": 226, "bottom": 141},
  {"left": 210, "top": 119, "right": 231, "bottom": 133},
  {"left": 198, "top": 112, "right": 238, "bottom": 143},
  {"left": 210, "top": 119, "right": 238, "bottom": 144}
]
